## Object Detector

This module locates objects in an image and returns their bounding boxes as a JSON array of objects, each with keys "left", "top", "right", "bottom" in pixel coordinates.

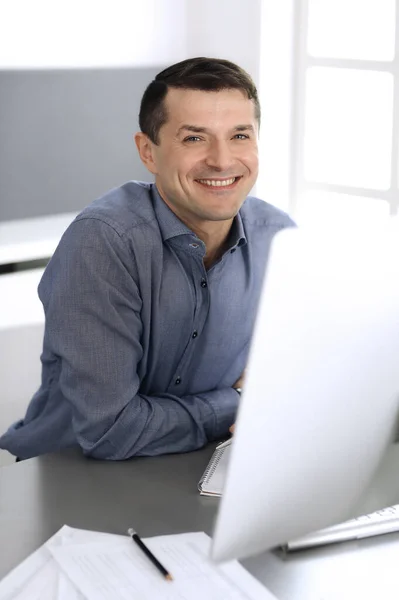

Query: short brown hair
[{"left": 139, "top": 57, "right": 260, "bottom": 144}]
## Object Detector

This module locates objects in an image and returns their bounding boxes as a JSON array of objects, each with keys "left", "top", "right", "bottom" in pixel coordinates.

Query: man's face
[{"left": 137, "top": 88, "right": 259, "bottom": 228}]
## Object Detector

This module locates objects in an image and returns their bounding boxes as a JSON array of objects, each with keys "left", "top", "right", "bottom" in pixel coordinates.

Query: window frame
[{"left": 290, "top": 0, "right": 399, "bottom": 218}]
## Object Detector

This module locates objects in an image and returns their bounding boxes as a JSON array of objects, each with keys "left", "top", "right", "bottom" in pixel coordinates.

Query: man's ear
[{"left": 134, "top": 132, "right": 158, "bottom": 175}]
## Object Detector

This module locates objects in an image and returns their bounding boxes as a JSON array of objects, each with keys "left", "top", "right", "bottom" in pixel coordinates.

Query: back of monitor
[{"left": 212, "top": 226, "right": 399, "bottom": 562}]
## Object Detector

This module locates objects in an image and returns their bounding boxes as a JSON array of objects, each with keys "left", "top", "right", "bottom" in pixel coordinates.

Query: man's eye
[
  {"left": 233, "top": 134, "right": 250, "bottom": 140},
  {"left": 184, "top": 136, "right": 202, "bottom": 143}
]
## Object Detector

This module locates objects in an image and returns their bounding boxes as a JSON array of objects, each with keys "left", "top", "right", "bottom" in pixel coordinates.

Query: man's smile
[{"left": 194, "top": 176, "right": 243, "bottom": 190}]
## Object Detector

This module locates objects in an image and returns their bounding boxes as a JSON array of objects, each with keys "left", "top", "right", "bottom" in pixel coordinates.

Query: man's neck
[{"left": 155, "top": 186, "right": 234, "bottom": 269}]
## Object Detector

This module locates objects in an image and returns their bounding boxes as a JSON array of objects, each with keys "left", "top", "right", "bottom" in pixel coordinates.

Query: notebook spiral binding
[{"left": 198, "top": 446, "right": 226, "bottom": 491}]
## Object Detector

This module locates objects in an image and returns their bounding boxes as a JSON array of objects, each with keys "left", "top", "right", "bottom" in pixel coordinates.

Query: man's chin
[{"left": 197, "top": 208, "right": 241, "bottom": 223}]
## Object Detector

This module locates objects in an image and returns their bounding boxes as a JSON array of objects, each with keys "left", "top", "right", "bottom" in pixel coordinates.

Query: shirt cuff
[{"left": 205, "top": 387, "right": 240, "bottom": 440}]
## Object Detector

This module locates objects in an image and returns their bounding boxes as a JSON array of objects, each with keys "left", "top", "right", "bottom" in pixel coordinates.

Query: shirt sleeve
[{"left": 40, "top": 217, "right": 239, "bottom": 460}]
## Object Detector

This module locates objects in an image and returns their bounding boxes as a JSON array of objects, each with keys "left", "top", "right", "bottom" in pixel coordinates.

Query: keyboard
[{"left": 286, "top": 505, "right": 399, "bottom": 550}]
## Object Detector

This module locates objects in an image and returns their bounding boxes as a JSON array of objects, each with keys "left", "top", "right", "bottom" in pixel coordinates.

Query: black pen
[{"left": 127, "top": 528, "right": 173, "bottom": 581}]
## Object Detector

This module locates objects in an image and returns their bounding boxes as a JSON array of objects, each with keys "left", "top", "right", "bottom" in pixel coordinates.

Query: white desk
[
  {"left": 0, "top": 213, "right": 74, "bottom": 455},
  {"left": 0, "top": 212, "right": 76, "bottom": 265}
]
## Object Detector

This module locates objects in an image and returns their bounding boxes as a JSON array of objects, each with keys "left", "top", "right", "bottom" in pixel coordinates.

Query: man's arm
[{"left": 41, "top": 218, "right": 239, "bottom": 460}]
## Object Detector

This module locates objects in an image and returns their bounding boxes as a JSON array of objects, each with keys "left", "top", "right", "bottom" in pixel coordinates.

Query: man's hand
[
  {"left": 230, "top": 370, "right": 246, "bottom": 434},
  {"left": 233, "top": 370, "right": 246, "bottom": 390}
]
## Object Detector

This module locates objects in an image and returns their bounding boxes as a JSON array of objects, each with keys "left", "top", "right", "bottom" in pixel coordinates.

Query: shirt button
[
  {"left": 231, "top": 248, "right": 236, "bottom": 254},
  {"left": 201, "top": 279, "right": 207, "bottom": 288},
  {"left": 175, "top": 377, "right": 182, "bottom": 385},
  {"left": 192, "top": 330, "right": 198, "bottom": 338}
]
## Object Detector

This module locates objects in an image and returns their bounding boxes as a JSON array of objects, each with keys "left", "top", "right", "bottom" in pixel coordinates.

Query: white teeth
[{"left": 197, "top": 177, "right": 237, "bottom": 187}]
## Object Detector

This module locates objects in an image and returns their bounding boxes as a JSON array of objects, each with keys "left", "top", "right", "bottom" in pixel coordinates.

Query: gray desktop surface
[{"left": 1, "top": 445, "right": 399, "bottom": 599}]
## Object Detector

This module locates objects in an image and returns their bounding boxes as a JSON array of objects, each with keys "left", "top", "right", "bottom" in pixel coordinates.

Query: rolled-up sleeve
[{"left": 41, "top": 218, "right": 237, "bottom": 459}]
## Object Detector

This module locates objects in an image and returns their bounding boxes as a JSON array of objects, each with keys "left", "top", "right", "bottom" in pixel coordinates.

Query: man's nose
[{"left": 204, "top": 140, "right": 234, "bottom": 171}]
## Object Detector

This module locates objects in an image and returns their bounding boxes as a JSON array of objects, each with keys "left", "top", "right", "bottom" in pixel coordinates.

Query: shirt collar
[
  {"left": 230, "top": 210, "right": 247, "bottom": 249},
  {"left": 151, "top": 183, "right": 247, "bottom": 249},
  {"left": 151, "top": 185, "right": 192, "bottom": 241}
]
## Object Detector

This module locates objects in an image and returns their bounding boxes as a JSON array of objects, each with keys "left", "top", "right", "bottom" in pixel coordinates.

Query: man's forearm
[{"left": 73, "top": 387, "right": 240, "bottom": 460}]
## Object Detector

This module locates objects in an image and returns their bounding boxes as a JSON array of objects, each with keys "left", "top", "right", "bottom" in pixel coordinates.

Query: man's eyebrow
[
  {"left": 234, "top": 124, "right": 255, "bottom": 132},
  {"left": 177, "top": 125, "right": 209, "bottom": 135},
  {"left": 177, "top": 124, "right": 255, "bottom": 135}
]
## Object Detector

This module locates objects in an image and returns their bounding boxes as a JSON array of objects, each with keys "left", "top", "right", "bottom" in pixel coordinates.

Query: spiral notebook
[{"left": 198, "top": 442, "right": 231, "bottom": 497}]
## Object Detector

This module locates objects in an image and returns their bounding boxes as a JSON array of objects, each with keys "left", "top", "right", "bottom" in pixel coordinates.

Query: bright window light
[
  {"left": 296, "top": 191, "right": 391, "bottom": 227},
  {"left": 304, "top": 67, "right": 393, "bottom": 190},
  {"left": 307, "top": 0, "right": 396, "bottom": 61}
]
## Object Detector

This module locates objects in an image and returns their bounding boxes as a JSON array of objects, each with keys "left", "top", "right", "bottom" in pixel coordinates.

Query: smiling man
[
  {"left": 0, "top": 57, "right": 294, "bottom": 460},
  {"left": 135, "top": 84, "right": 259, "bottom": 269}
]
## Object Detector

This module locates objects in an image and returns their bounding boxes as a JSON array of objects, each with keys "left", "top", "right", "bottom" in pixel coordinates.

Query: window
[{"left": 291, "top": 0, "right": 398, "bottom": 226}]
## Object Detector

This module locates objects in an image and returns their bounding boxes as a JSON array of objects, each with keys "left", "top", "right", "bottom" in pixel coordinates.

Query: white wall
[
  {"left": 0, "top": 0, "right": 188, "bottom": 68},
  {"left": 186, "top": 0, "right": 262, "bottom": 86},
  {"left": 0, "top": 0, "right": 264, "bottom": 80},
  {"left": 258, "top": 0, "right": 296, "bottom": 211}
]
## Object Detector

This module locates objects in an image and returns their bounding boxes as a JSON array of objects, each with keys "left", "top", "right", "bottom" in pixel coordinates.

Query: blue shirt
[{"left": 0, "top": 182, "right": 294, "bottom": 459}]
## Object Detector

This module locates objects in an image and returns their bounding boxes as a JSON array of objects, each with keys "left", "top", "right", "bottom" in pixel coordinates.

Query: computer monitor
[{"left": 212, "top": 226, "right": 399, "bottom": 562}]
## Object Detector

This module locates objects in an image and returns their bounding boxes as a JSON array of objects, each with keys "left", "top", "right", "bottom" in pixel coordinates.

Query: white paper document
[
  {"left": 0, "top": 528, "right": 84, "bottom": 600},
  {"left": 0, "top": 526, "right": 277, "bottom": 600}
]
